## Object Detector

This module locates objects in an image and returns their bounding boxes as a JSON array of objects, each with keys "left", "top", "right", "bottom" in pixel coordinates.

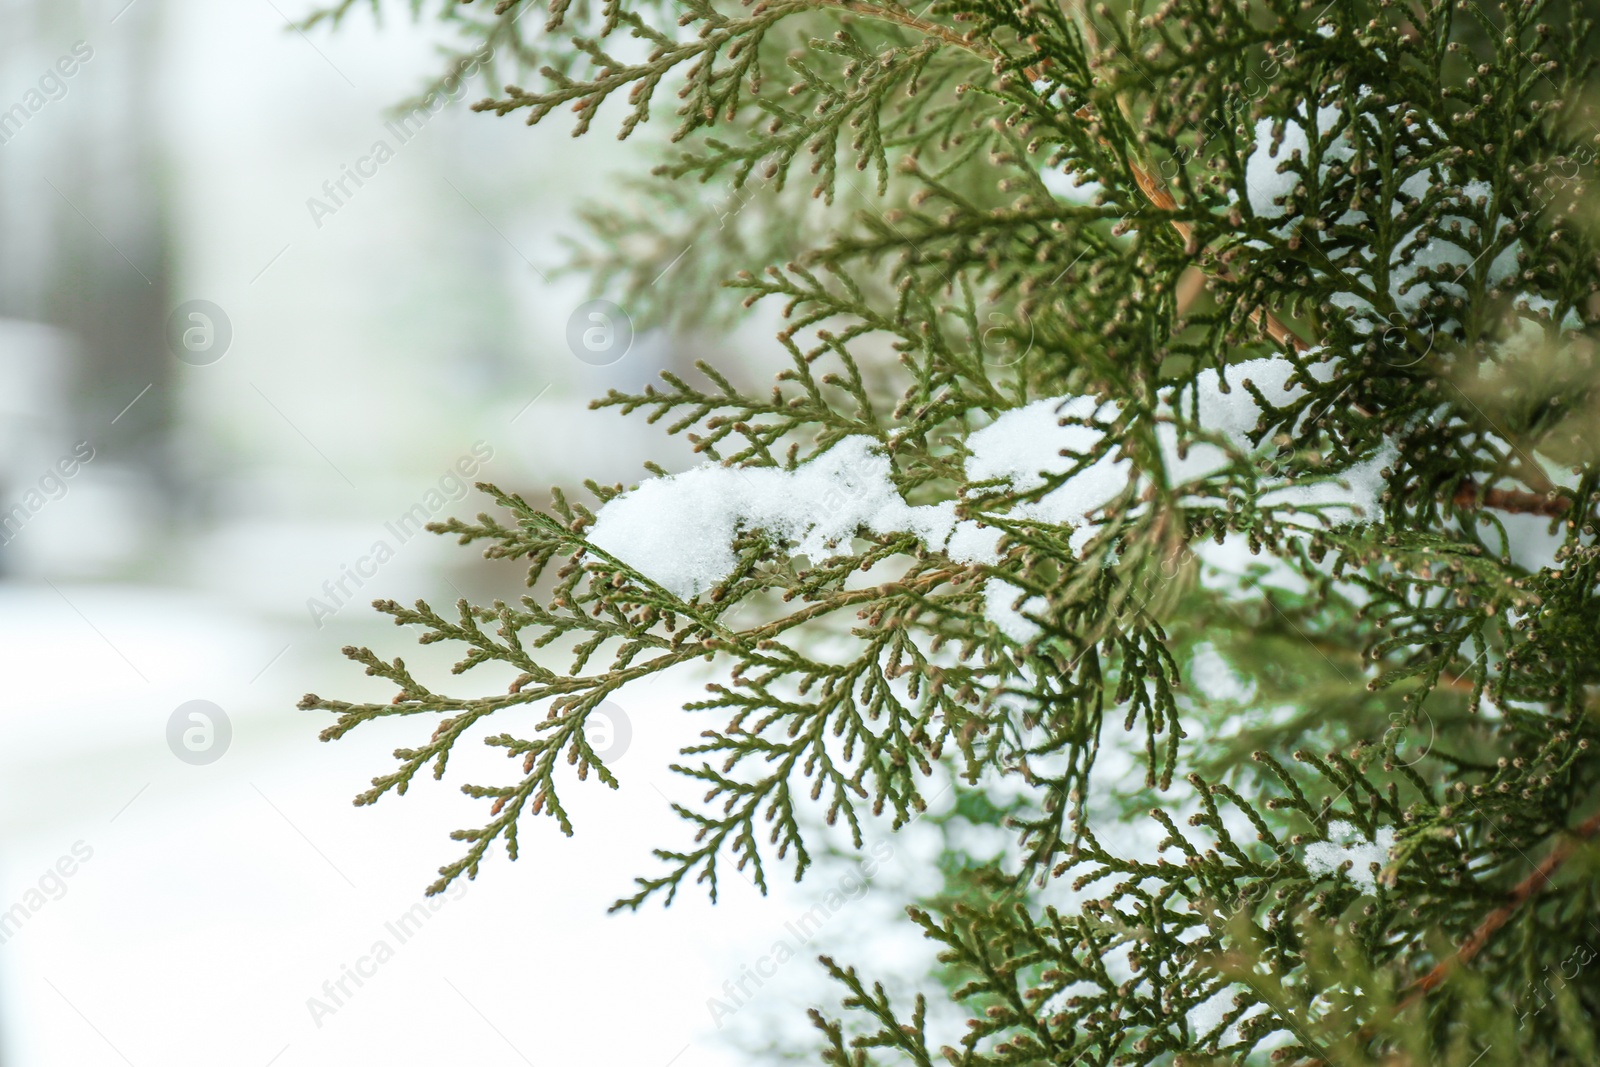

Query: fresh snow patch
[
  {"left": 1157, "top": 352, "right": 1338, "bottom": 483},
  {"left": 588, "top": 436, "right": 956, "bottom": 598},
  {"left": 1160, "top": 351, "right": 1392, "bottom": 520},
  {"left": 984, "top": 580, "right": 1043, "bottom": 643},
  {"left": 1258, "top": 442, "right": 1394, "bottom": 520},
  {"left": 1245, "top": 107, "right": 1350, "bottom": 220},
  {"left": 967, "top": 395, "right": 1132, "bottom": 527},
  {"left": 946, "top": 520, "right": 1004, "bottom": 566},
  {"left": 1181, "top": 354, "right": 1336, "bottom": 438},
  {"left": 1303, "top": 820, "right": 1397, "bottom": 892},
  {"left": 591, "top": 370, "right": 1390, "bottom": 636},
  {"left": 967, "top": 395, "right": 1120, "bottom": 492}
]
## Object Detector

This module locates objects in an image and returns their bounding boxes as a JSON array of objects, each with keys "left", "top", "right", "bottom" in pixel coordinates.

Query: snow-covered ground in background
[{"left": 0, "top": 583, "right": 947, "bottom": 1066}]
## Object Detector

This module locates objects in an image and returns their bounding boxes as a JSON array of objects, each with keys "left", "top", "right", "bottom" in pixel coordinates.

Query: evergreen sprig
[{"left": 300, "top": 0, "right": 1600, "bottom": 1060}]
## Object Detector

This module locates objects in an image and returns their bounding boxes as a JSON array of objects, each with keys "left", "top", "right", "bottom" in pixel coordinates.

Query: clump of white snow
[
  {"left": 589, "top": 371, "right": 1391, "bottom": 636},
  {"left": 1157, "top": 351, "right": 1394, "bottom": 521},
  {"left": 983, "top": 580, "right": 1043, "bottom": 643},
  {"left": 588, "top": 429, "right": 1052, "bottom": 641},
  {"left": 588, "top": 436, "right": 957, "bottom": 598},
  {"left": 588, "top": 419, "right": 1087, "bottom": 639},
  {"left": 968, "top": 395, "right": 1124, "bottom": 490},
  {"left": 945, "top": 519, "right": 1004, "bottom": 566},
  {"left": 1259, "top": 443, "right": 1394, "bottom": 520},
  {"left": 966, "top": 395, "right": 1133, "bottom": 533},
  {"left": 1157, "top": 353, "right": 1339, "bottom": 484},
  {"left": 1302, "top": 820, "right": 1397, "bottom": 893},
  {"left": 1184, "top": 355, "right": 1336, "bottom": 438},
  {"left": 1245, "top": 107, "right": 1350, "bottom": 220}
]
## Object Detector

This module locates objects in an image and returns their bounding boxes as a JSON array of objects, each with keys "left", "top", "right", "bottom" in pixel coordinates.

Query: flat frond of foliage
[{"left": 299, "top": 0, "right": 1600, "bottom": 1061}]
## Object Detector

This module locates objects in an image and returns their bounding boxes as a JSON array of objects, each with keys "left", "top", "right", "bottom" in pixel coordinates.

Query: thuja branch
[
  {"left": 842, "top": 1, "right": 1316, "bottom": 352},
  {"left": 494, "top": 0, "right": 1315, "bottom": 353},
  {"left": 297, "top": 2, "right": 1600, "bottom": 1061},
  {"left": 1397, "top": 806, "right": 1600, "bottom": 1011},
  {"left": 303, "top": 532, "right": 971, "bottom": 898},
  {"left": 1291, "top": 807, "right": 1600, "bottom": 1067}
]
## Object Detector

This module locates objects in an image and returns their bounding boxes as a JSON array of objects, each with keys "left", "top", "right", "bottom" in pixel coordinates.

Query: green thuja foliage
[{"left": 298, "top": 0, "right": 1600, "bottom": 1061}]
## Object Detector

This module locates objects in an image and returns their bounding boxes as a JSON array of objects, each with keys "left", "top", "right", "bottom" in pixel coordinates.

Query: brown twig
[
  {"left": 1394, "top": 807, "right": 1600, "bottom": 1011},
  {"left": 1174, "top": 266, "right": 1208, "bottom": 317},
  {"left": 1111, "top": 102, "right": 1310, "bottom": 351},
  {"left": 1451, "top": 479, "right": 1571, "bottom": 517},
  {"left": 1095, "top": 114, "right": 1313, "bottom": 352},
  {"left": 1292, "top": 809, "right": 1600, "bottom": 1066}
]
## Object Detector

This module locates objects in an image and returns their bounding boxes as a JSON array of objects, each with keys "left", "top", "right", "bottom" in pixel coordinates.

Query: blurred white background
[{"left": 0, "top": 2, "right": 945, "bottom": 1063}]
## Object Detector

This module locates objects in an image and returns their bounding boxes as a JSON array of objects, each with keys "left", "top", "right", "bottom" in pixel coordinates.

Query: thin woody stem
[
  {"left": 1452, "top": 479, "right": 1571, "bottom": 518},
  {"left": 1298, "top": 808, "right": 1600, "bottom": 1065},
  {"left": 1394, "top": 807, "right": 1600, "bottom": 1012}
]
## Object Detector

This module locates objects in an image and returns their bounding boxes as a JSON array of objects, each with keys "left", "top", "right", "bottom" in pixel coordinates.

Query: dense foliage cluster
[{"left": 300, "top": 0, "right": 1600, "bottom": 1062}]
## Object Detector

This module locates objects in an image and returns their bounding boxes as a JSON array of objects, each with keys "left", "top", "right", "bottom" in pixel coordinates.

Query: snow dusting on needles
[
  {"left": 1157, "top": 355, "right": 1324, "bottom": 484},
  {"left": 1302, "top": 820, "right": 1397, "bottom": 893},
  {"left": 966, "top": 395, "right": 1131, "bottom": 530},
  {"left": 1160, "top": 352, "right": 1395, "bottom": 523},
  {"left": 588, "top": 369, "right": 1392, "bottom": 637},
  {"left": 589, "top": 397, "right": 1134, "bottom": 608},
  {"left": 587, "top": 436, "right": 956, "bottom": 599},
  {"left": 1179, "top": 356, "right": 1334, "bottom": 439},
  {"left": 1243, "top": 104, "right": 1528, "bottom": 327}
]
